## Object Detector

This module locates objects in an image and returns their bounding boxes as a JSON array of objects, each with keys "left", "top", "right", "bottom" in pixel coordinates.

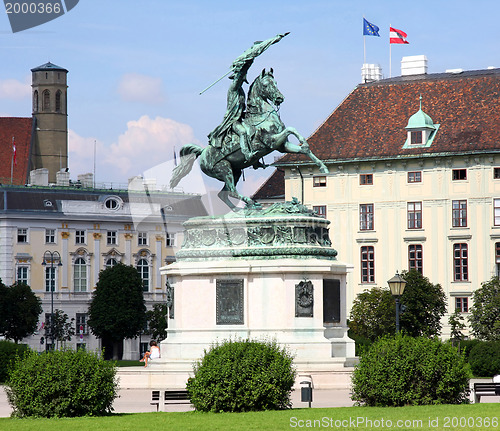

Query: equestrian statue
[{"left": 169, "top": 32, "right": 329, "bottom": 210}]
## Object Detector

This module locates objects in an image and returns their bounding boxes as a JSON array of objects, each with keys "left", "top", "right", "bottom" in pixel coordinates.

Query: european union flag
[{"left": 363, "top": 18, "right": 380, "bottom": 37}]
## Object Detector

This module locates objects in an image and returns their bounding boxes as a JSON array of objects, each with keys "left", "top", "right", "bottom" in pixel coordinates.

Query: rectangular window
[
  {"left": 17, "top": 228, "right": 28, "bottom": 243},
  {"left": 455, "top": 297, "right": 469, "bottom": 313},
  {"left": 452, "top": 200, "right": 467, "bottom": 227},
  {"left": 313, "top": 176, "right": 327, "bottom": 187},
  {"left": 107, "top": 231, "right": 117, "bottom": 245},
  {"left": 75, "top": 230, "right": 86, "bottom": 244},
  {"left": 73, "top": 259, "right": 87, "bottom": 292},
  {"left": 360, "top": 204, "right": 374, "bottom": 231},
  {"left": 359, "top": 174, "right": 373, "bottom": 185},
  {"left": 313, "top": 205, "right": 327, "bottom": 218},
  {"left": 408, "top": 244, "right": 423, "bottom": 274},
  {"left": 166, "top": 233, "right": 176, "bottom": 247},
  {"left": 45, "top": 229, "right": 55, "bottom": 244},
  {"left": 76, "top": 313, "right": 88, "bottom": 334},
  {"left": 454, "top": 243, "right": 468, "bottom": 281},
  {"left": 407, "top": 202, "right": 423, "bottom": 229},
  {"left": 45, "top": 267, "right": 56, "bottom": 292},
  {"left": 408, "top": 171, "right": 422, "bottom": 183},
  {"left": 494, "top": 167, "right": 500, "bottom": 179},
  {"left": 411, "top": 131, "right": 422, "bottom": 144},
  {"left": 360, "top": 246, "right": 375, "bottom": 283},
  {"left": 138, "top": 232, "right": 148, "bottom": 246},
  {"left": 494, "top": 199, "right": 500, "bottom": 226},
  {"left": 452, "top": 169, "right": 467, "bottom": 180},
  {"left": 16, "top": 266, "right": 29, "bottom": 284},
  {"left": 496, "top": 242, "right": 500, "bottom": 277}
]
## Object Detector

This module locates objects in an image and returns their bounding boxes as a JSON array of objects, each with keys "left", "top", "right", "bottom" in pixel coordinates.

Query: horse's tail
[{"left": 169, "top": 144, "right": 203, "bottom": 189}]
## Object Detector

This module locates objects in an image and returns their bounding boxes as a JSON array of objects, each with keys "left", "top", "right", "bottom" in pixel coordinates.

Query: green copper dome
[{"left": 405, "top": 97, "right": 435, "bottom": 130}]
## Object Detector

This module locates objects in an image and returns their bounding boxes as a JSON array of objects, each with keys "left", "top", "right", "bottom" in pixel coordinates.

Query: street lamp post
[
  {"left": 42, "top": 250, "right": 62, "bottom": 349},
  {"left": 387, "top": 271, "right": 407, "bottom": 333}
]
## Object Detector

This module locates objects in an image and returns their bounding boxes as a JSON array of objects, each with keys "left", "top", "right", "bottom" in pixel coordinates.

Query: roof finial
[{"left": 419, "top": 94, "right": 423, "bottom": 110}]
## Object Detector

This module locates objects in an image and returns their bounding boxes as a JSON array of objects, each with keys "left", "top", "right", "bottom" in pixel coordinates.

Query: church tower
[{"left": 31, "top": 62, "right": 68, "bottom": 183}]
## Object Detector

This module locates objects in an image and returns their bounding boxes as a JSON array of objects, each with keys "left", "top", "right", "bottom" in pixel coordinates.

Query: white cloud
[
  {"left": 117, "top": 73, "right": 165, "bottom": 104},
  {"left": 0, "top": 77, "right": 30, "bottom": 100},
  {"left": 106, "top": 115, "right": 197, "bottom": 177}
]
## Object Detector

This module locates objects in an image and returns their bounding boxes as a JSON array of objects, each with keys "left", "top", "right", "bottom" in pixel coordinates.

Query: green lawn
[{"left": 0, "top": 404, "right": 498, "bottom": 431}]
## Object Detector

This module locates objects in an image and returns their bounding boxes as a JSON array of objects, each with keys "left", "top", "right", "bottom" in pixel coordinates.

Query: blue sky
[{"left": 0, "top": 0, "right": 498, "bottom": 198}]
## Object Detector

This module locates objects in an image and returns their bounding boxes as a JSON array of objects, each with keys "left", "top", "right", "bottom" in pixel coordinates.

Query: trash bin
[{"left": 300, "top": 376, "right": 313, "bottom": 408}]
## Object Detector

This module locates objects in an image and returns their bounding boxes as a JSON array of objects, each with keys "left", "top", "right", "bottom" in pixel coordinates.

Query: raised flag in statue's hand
[{"left": 363, "top": 18, "right": 380, "bottom": 37}]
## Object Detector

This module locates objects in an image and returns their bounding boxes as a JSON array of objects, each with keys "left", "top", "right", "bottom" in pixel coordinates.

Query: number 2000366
[{"left": 5, "top": 2, "right": 61, "bottom": 14}]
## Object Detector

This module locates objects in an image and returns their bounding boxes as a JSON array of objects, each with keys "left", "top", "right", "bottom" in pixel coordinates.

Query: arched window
[
  {"left": 42, "top": 90, "right": 50, "bottom": 111},
  {"left": 33, "top": 90, "right": 39, "bottom": 112},
  {"left": 137, "top": 258, "right": 149, "bottom": 292},
  {"left": 55, "top": 90, "right": 62, "bottom": 112},
  {"left": 74, "top": 257, "right": 87, "bottom": 292},
  {"left": 106, "top": 257, "right": 117, "bottom": 268}
]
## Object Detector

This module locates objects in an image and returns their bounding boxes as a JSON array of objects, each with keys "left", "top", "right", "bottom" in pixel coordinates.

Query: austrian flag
[{"left": 390, "top": 27, "right": 409, "bottom": 44}]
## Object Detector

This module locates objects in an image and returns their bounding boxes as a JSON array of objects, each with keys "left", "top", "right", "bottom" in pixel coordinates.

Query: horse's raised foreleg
[{"left": 272, "top": 127, "right": 329, "bottom": 174}]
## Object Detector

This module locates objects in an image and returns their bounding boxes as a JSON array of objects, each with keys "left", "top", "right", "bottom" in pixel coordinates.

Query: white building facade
[{"left": 0, "top": 182, "right": 206, "bottom": 358}]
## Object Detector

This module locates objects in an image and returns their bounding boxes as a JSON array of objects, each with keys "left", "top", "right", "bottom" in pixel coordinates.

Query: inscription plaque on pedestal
[{"left": 216, "top": 279, "right": 244, "bottom": 324}]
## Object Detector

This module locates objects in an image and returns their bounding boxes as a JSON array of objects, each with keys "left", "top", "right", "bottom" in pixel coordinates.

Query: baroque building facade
[
  {"left": 0, "top": 183, "right": 206, "bottom": 358},
  {"left": 254, "top": 62, "right": 500, "bottom": 337}
]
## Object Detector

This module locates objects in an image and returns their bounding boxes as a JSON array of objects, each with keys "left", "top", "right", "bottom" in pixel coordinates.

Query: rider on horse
[{"left": 208, "top": 33, "right": 288, "bottom": 162}]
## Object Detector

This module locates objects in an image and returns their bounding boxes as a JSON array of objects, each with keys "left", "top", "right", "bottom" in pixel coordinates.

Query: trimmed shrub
[
  {"left": 351, "top": 334, "right": 471, "bottom": 406},
  {"left": 468, "top": 341, "right": 500, "bottom": 377},
  {"left": 6, "top": 348, "right": 118, "bottom": 417},
  {"left": 0, "top": 341, "right": 29, "bottom": 383},
  {"left": 186, "top": 338, "right": 296, "bottom": 412},
  {"left": 458, "top": 339, "right": 481, "bottom": 362}
]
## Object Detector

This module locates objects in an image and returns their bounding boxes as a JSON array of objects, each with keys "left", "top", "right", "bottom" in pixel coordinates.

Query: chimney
[
  {"left": 30, "top": 168, "right": 49, "bottom": 186},
  {"left": 401, "top": 55, "right": 428, "bottom": 76},
  {"left": 361, "top": 63, "right": 383, "bottom": 83},
  {"left": 56, "top": 169, "right": 70, "bottom": 186},
  {"left": 77, "top": 173, "right": 94, "bottom": 188}
]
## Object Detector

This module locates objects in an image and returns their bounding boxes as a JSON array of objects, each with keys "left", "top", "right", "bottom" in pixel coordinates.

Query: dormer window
[
  {"left": 403, "top": 96, "right": 439, "bottom": 149},
  {"left": 410, "top": 131, "right": 422, "bottom": 145}
]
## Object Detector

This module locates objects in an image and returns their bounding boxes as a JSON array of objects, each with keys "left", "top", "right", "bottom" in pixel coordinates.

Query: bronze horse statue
[{"left": 170, "top": 69, "right": 329, "bottom": 210}]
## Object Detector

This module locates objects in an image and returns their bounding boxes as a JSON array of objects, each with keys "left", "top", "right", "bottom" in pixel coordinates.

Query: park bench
[
  {"left": 151, "top": 389, "right": 191, "bottom": 411},
  {"left": 473, "top": 382, "right": 500, "bottom": 403}
]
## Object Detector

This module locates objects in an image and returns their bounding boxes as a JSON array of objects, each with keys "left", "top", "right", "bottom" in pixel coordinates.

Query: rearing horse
[{"left": 170, "top": 69, "right": 329, "bottom": 210}]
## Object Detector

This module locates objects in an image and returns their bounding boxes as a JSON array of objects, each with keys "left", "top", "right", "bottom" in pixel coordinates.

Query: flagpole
[
  {"left": 363, "top": 16, "right": 366, "bottom": 65},
  {"left": 389, "top": 24, "right": 392, "bottom": 78},
  {"left": 10, "top": 136, "right": 14, "bottom": 184}
]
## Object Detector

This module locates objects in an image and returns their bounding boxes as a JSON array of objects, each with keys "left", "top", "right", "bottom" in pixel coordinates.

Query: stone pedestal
[{"left": 156, "top": 200, "right": 355, "bottom": 387}]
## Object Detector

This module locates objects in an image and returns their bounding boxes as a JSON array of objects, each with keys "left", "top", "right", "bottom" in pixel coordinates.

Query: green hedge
[
  {"left": 0, "top": 341, "right": 29, "bottom": 383},
  {"left": 186, "top": 338, "right": 296, "bottom": 412},
  {"left": 468, "top": 341, "right": 500, "bottom": 377},
  {"left": 6, "top": 348, "right": 118, "bottom": 417},
  {"left": 351, "top": 334, "right": 471, "bottom": 406}
]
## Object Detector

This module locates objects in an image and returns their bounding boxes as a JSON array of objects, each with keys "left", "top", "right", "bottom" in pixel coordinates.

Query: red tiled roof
[
  {"left": 252, "top": 168, "right": 284, "bottom": 200},
  {"left": 255, "top": 68, "right": 500, "bottom": 199},
  {"left": 281, "top": 68, "right": 500, "bottom": 164},
  {"left": 0, "top": 117, "right": 33, "bottom": 185}
]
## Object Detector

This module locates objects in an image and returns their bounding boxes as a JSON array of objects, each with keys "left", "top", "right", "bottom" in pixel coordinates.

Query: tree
[
  {"left": 45, "top": 309, "right": 75, "bottom": 349},
  {"left": 349, "top": 288, "right": 395, "bottom": 341},
  {"left": 448, "top": 310, "right": 466, "bottom": 344},
  {"left": 399, "top": 270, "right": 447, "bottom": 337},
  {"left": 88, "top": 263, "right": 146, "bottom": 359},
  {"left": 349, "top": 270, "right": 446, "bottom": 340},
  {"left": 146, "top": 303, "right": 169, "bottom": 342},
  {"left": 0, "top": 281, "right": 42, "bottom": 343},
  {"left": 468, "top": 276, "right": 500, "bottom": 341}
]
